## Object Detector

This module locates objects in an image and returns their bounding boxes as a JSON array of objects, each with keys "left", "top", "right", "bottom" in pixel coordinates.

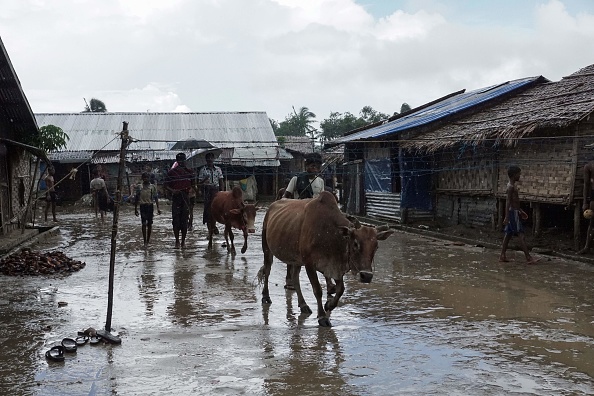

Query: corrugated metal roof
[
  {"left": 49, "top": 151, "right": 94, "bottom": 163},
  {"left": 0, "top": 37, "right": 38, "bottom": 140},
  {"left": 34, "top": 111, "right": 278, "bottom": 151},
  {"left": 36, "top": 111, "right": 280, "bottom": 166},
  {"left": 229, "top": 147, "right": 280, "bottom": 167},
  {"left": 277, "top": 147, "right": 294, "bottom": 160},
  {"left": 401, "top": 64, "right": 594, "bottom": 152},
  {"left": 329, "top": 76, "right": 543, "bottom": 145}
]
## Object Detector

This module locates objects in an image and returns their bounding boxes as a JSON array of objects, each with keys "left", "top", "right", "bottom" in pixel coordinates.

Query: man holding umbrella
[{"left": 165, "top": 152, "right": 195, "bottom": 249}]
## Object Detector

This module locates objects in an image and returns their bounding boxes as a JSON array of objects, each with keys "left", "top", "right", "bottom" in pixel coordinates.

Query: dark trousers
[
  {"left": 203, "top": 185, "right": 219, "bottom": 224},
  {"left": 172, "top": 192, "right": 189, "bottom": 232}
]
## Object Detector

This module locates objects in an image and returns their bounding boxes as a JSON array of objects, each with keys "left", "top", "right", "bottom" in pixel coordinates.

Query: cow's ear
[
  {"left": 338, "top": 225, "right": 352, "bottom": 238},
  {"left": 376, "top": 230, "right": 394, "bottom": 241},
  {"left": 229, "top": 208, "right": 242, "bottom": 215}
]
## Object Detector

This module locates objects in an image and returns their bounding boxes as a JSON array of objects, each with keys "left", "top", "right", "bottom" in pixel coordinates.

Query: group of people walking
[{"left": 134, "top": 151, "right": 223, "bottom": 248}]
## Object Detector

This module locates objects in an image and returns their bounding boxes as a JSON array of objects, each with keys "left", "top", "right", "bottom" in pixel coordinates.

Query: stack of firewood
[{"left": 0, "top": 249, "right": 85, "bottom": 276}]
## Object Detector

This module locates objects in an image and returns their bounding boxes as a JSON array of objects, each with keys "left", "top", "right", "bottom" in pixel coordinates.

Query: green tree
[
  {"left": 319, "top": 111, "right": 360, "bottom": 143},
  {"left": 360, "top": 106, "right": 389, "bottom": 124},
  {"left": 83, "top": 98, "right": 107, "bottom": 113},
  {"left": 400, "top": 103, "right": 411, "bottom": 113},
  {"left": 269, "top": 118, "right": 279, "bottom": 134},
  {"left": 319, "top": 106, "right": 389, "bottom": 143},
  {"left": 27, "top": 125, "right": 69, "bottom": 153},
  {"left": 293, "top": 106, "right": 318, "bottom": 139},
  {"left": 273, "top": 106, "right": 318, "bottom": 139}
]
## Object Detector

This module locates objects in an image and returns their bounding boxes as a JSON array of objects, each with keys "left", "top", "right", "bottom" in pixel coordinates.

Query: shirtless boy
[{"left": 499, "top": 165, "right": 539, "bottom": 264}]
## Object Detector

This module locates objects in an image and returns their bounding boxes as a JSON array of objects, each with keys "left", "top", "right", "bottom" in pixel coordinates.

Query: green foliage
[
  {"left": 400, "top": 103, "right": 411, "bottom": 113},
  {"left": 319, "top": 106, "right": 390, "bottom": 143},
  {"left": 27, "top": 125, "right": 69, "bottom": 153},
  {"left": 83, "top": 98, "right": 107, "bottom": 113},
  {"left": 272, "top": 103, "right": 409, "bottom": 143},
  {"left": 273, "top": 106, "right": 318, "bottom": 139},
  {"left": 319, "top": 112, "right": 362, "bottom": 142},
  {"left": 360, "top": 106, "right": 389, "bottom": 124},
  {"left": 269, "top": 118, "right": 279, "bottom": 134}
]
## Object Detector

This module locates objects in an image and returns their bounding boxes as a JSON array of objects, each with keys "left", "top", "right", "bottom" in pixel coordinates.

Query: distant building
[{"left": 35, "top": 112, "right": 281, "bottom": 201}]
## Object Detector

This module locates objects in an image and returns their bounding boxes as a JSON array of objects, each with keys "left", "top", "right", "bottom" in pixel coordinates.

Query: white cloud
[{"left": 3, "top": 0, "right": 594, "bottom": 123}]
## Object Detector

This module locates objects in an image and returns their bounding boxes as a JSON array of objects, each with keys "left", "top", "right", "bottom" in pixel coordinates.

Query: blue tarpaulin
[
  {"left": 399, "top": 151, "right": 432, "bottom": 210},
  {"left": 364, "top": 159, "right": 391, "bottom": 193}
]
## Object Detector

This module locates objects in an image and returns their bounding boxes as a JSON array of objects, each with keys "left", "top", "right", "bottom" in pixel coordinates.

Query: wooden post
[
  {"left": 533, "top": 202, "right": 541, "bottom": 237},
  {"left": 497, "top": 198, "right": 505, "bottom": 230},
  {"left": 99, "top": 121, "right": 128, "bottom": 344},
  {"left": 574, "top": 204, "right": 581, "bottom": 251}
]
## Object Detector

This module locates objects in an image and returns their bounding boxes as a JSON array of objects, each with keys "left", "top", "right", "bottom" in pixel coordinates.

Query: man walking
[
  {"left": 199, "top": 152, "right": 224, "bottom": 235},
  {"left": 165, "top": 153, "right": 194, "bottom": 249},
  {"left": 44, "top": 167, "right": 58, "bottom": 222},
  {"left": 135, "top": 172, "right": 161, "bottom": 247},
  {"left": 282, "top": 152, "right": 336, "bottom": 293}
]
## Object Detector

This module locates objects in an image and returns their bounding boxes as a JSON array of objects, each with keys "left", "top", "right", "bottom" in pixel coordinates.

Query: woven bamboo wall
[
  {"left": 573, "top": 119, "right": 594, "bottom": 202},
  {"left": 496, "top": 138, "right": 574, "bottom": 204},
  {"left": 436, "top": 150, "right": 495, "bottom": 193},
  {"left": 436, "top": 194, "right": 497, "bottom": 227}
]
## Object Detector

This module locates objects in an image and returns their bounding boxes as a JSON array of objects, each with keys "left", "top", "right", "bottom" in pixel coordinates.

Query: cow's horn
[
  {"left": 376, "top": 224, "right": 390, "bottom": 232},
  {"left": 346, "top": 215, "right": 361, "bottom": 229}
]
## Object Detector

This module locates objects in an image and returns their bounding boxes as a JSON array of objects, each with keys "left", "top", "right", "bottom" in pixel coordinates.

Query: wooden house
[
  {"left": 401, "top": 64, "right": 594, "bottom": 247},
  {"left": 326, "top": 76, "right": 547, "bottom": 223},
  {"left": 0, "top": 37, "right": 48, "bottom": 235}
]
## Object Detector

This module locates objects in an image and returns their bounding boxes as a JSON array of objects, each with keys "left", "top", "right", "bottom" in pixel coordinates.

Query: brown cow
[
  {"left": 260, "top": 191, "right": 393, "bottom": 327},
  {"left": 208, "top": 186, "right": 258, "bottom": 254}
]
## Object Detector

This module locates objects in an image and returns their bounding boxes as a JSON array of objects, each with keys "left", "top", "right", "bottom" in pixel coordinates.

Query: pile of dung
[{"left": 0, "top": 249, "right": 86, "bottom": 276}]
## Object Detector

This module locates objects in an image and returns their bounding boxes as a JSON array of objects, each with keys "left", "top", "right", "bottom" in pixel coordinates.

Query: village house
[
  {"left": 401, "top": 64, "right": 594, "bottom": 248},
  {"left": 0, "top": 37, "right": 48, "bottom": 236},
  {"left": 326, "top": 75, "right": 547, "bottom": 222},
  {"left": 35, "top": 112, "right": 281, "bottom": 202}
]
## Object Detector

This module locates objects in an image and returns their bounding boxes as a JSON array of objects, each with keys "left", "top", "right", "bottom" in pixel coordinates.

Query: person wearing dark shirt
[{"left": 165, "top": 153, "right": 195, "bottom": 249}]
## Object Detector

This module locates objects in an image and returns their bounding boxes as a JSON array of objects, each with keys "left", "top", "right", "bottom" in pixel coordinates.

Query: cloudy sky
[{"left": 2, "top": 0, "right": 594, "bottom": 124}]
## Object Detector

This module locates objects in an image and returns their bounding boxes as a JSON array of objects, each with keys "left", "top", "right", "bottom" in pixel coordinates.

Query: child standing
[
  {"left": 135, "top": 172, "right": 161, "bottom": 246},
  {"left": 499, "top": 165, "right": 539, "bottom": 264}
]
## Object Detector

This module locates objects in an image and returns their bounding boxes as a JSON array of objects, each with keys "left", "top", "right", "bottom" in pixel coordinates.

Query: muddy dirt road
[{"left": 1, "top": 202, "right": 594, "bottom": 395}]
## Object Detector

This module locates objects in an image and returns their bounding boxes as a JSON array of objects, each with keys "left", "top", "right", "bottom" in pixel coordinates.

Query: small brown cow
[
  {"left": 208, "top": 186, "right": 258, "bottom": 254},
  {"left": 260, "top": 191, "right": 393, "bottom": 327}
]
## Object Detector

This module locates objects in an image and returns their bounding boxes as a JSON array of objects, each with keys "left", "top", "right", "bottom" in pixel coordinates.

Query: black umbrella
[
  {"left": 170, "top": 138, "right": 214, "bottom": 150},
  {"left": 186, "top": 147, "right": 223, "bottom": 168}
]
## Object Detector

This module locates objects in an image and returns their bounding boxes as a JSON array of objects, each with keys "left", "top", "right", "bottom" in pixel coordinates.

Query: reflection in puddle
[{"left": 0, "top": 208, "right": 593, "bottom": 394}]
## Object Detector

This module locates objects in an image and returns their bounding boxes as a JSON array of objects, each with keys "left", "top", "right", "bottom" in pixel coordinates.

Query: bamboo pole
[{"left": 98, "top": 122, "right": 128, "bottom": 344}]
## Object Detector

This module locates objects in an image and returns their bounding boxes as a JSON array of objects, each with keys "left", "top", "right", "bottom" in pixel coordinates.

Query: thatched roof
[
  {"left": 278, "top": 136, "right": 314, "bottom": 154},
  {"left": 401, "top": 64, "right": 594, "bottom": 152}
]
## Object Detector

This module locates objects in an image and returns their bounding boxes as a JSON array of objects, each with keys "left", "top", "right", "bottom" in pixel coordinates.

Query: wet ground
[{"left": 1, "top": 202, "right": 594, "bottom": 395}]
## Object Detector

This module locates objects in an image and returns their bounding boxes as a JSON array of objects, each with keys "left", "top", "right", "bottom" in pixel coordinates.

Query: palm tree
[
  {"left": 293, "top": 106, "right": 318, "bottom": 139},
  {"left": 83, "top": 98, "right": 108, "bottom": 113}
]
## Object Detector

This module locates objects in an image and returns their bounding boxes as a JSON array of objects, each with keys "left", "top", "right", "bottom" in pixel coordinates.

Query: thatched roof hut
[{"left": 402, "top": 64, "right": 594, "bottom": 152}]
